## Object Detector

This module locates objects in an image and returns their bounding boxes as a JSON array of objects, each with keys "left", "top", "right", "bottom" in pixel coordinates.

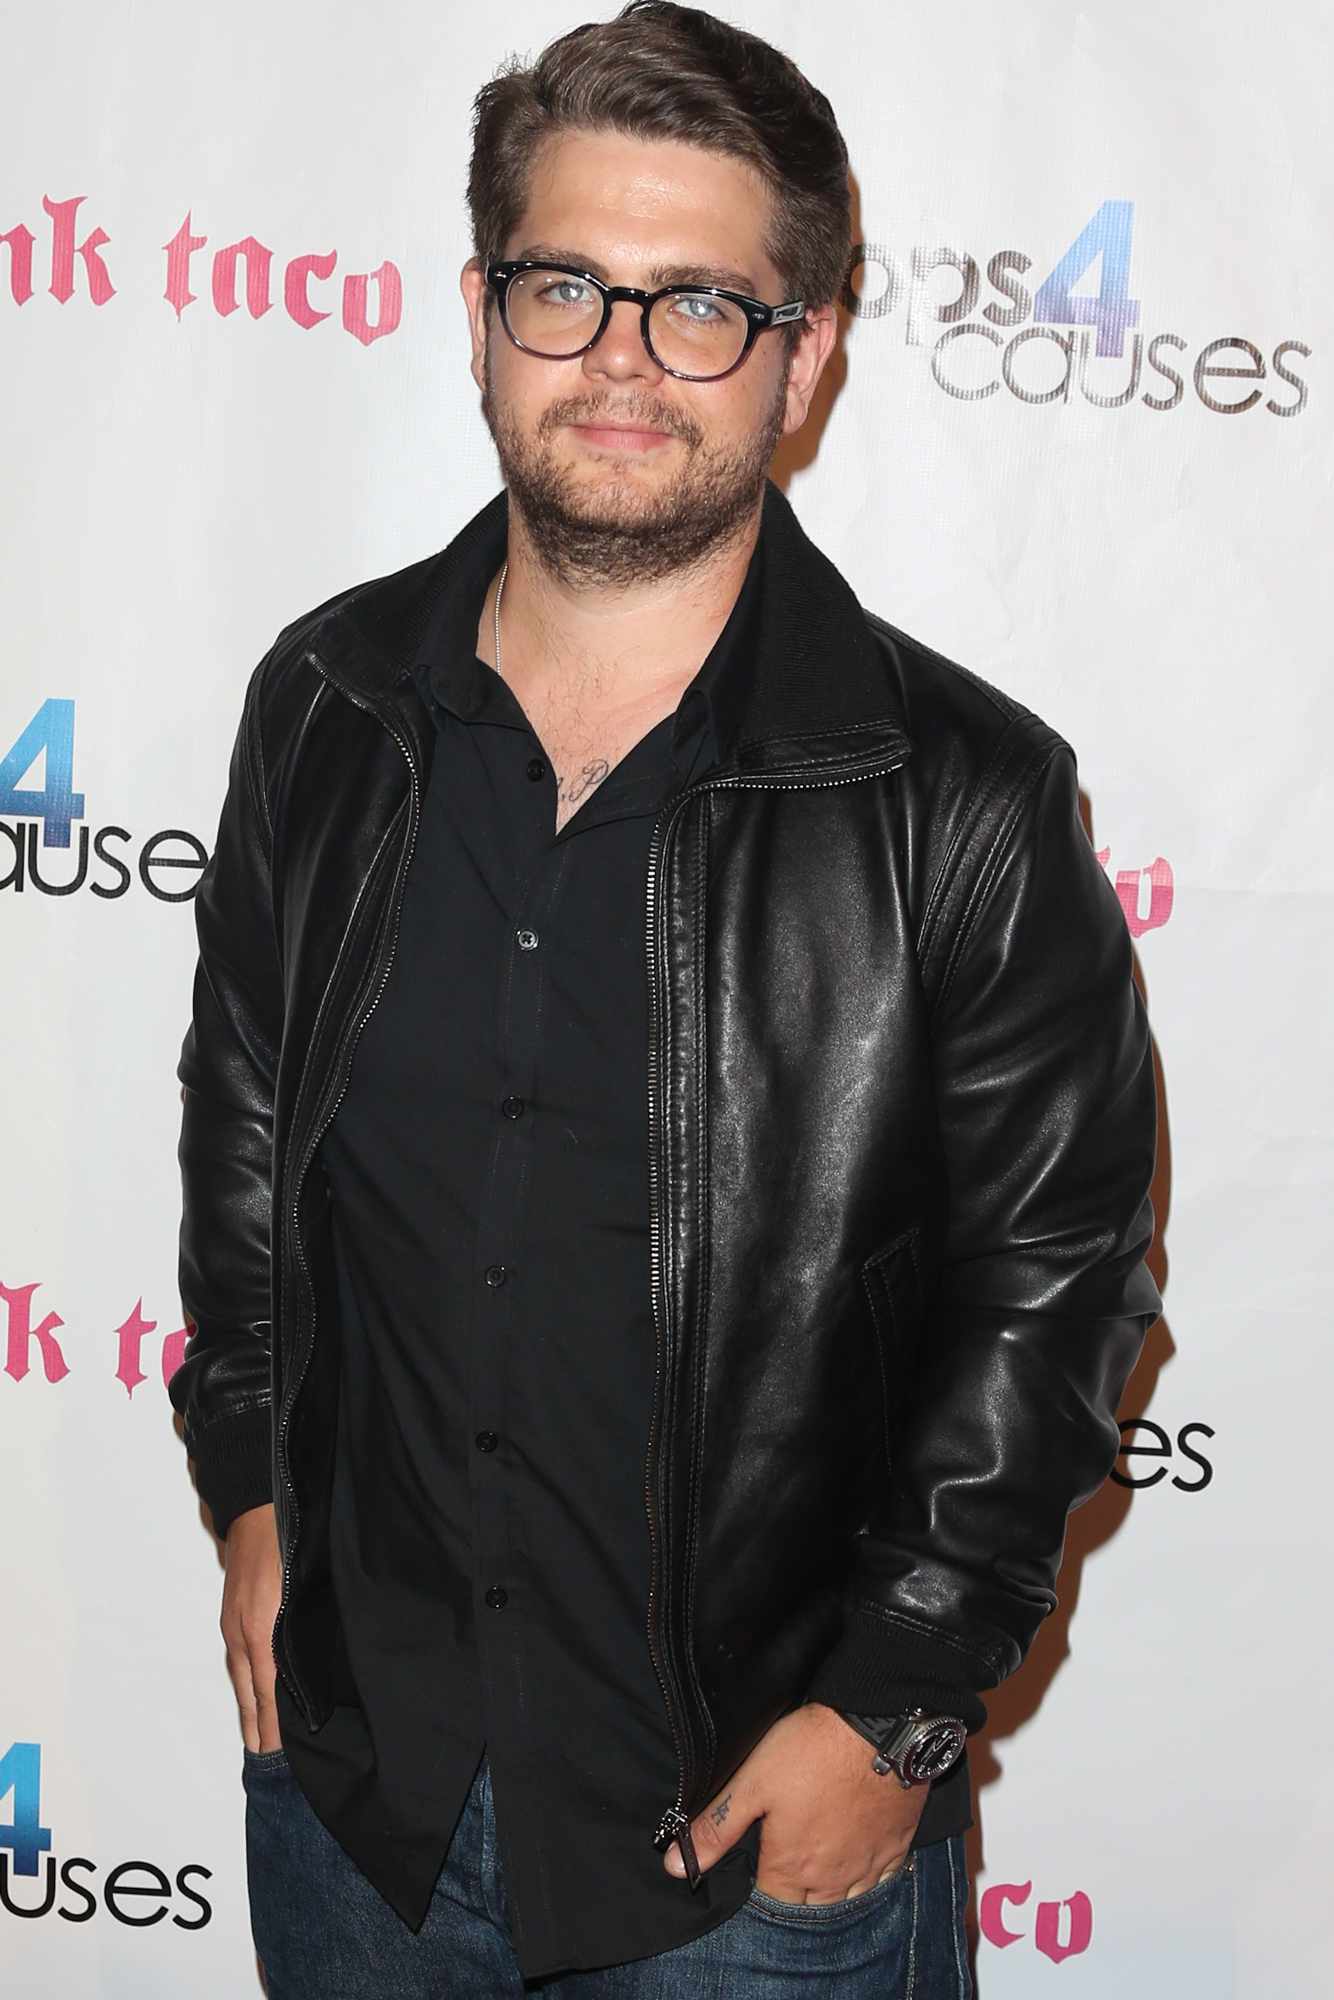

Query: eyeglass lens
[{"left": 503, "top": 268, "right": 750, "bottom": 378}]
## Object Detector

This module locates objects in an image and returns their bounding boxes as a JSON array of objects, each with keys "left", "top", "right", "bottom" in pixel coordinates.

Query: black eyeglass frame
[{"left": 485, "top": 259, "right": 807, "bottom": 381}]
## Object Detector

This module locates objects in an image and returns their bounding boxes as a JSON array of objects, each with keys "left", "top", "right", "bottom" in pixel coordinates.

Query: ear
[
  {"left": 781, "top": 304, "right": 839, "bottom": 436},
  {"left": 460, "top": 257, "right": 491, "bottom": 394}
]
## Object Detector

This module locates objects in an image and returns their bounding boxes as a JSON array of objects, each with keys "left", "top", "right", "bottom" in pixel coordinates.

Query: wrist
[{"left": 832, "top": 1705, "right": 969, "bottom": 1788}]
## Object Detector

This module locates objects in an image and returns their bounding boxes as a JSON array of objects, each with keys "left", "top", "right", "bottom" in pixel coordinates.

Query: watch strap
[
  {"left": 834, "top": 1704, "right": 969, "bottom": 1785},
  {"left": 838, "top": 1709, "right": 905, "bottom": 1751}
]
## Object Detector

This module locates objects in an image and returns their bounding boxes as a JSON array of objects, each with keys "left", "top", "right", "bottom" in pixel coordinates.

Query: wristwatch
[{"left": 836, "top": 1706, "right": 969, "bottom": 1788}]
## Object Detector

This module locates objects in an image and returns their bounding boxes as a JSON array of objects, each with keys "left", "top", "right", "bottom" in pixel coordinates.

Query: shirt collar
[{"left": 410, "top": 499, "right": 765, "bottom": 784}]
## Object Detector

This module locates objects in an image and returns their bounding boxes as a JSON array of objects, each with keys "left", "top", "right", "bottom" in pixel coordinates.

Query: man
[{"left": 169, "top": 4, "right": 1161, "bottom": 1994}]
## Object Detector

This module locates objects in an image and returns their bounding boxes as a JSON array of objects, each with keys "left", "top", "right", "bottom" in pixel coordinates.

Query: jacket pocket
[{"left": 859, "top": 1225, "right": 924, "bottom": 1466}]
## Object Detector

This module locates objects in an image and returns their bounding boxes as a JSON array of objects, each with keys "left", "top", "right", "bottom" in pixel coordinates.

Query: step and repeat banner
[{"left": 4, "top": 1, "right": 1329, "bottom": 1993}]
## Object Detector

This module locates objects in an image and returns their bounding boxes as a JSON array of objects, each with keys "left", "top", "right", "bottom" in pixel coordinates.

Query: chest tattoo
[{"left": 560, "top": 757, "right": 611, "bottom": 807}]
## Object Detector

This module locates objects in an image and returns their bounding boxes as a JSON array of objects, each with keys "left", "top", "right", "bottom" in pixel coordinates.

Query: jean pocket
[
  {"left": 746, "top": 1850, "right": 916, "bottom": 1926},
  {"left": 242, "top": 1744, "right": 290, "bottom": 1775}
]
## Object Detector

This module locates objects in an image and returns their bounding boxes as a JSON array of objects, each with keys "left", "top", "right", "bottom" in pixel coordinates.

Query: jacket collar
[{"left": 308, "top": 479, "right": 912, "bottom": 777}]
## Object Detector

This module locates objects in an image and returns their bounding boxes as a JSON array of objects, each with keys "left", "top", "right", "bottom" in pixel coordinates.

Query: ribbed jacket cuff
[
  {"left": 190, "top": 1406, "right": 274, "bottom": 1540},
  {"left": 803, "top": 1608, "right": 991, "bottom": 1734}
]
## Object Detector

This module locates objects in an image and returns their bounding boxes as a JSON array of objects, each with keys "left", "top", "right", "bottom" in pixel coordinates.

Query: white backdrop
[{"left": 4, "top": 2, "right": 1330, "bottom": 1993}]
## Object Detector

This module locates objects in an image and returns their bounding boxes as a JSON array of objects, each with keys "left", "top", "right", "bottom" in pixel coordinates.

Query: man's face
[{"left": 461, "top": 129, "right": 837, "bottom": 585}]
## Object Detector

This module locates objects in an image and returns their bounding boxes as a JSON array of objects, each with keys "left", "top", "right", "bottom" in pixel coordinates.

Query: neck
[{"left": 482, "top": 493, "right": 762, "bottom": 709}]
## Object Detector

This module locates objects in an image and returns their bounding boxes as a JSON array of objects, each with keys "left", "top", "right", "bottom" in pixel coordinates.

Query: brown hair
[{"left": 466, "top": 1, "right": 852, "bottom": 326}]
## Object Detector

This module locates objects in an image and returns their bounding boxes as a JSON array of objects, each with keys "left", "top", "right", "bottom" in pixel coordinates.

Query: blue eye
[{"left": 535, "top": 277, "right": 596, "bottom": 307}]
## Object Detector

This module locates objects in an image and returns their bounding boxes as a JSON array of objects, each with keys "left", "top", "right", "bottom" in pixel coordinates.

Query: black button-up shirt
[
  {"left": 273, "top": 508, "right": 971, "bottom": 1979},
  {"left": 274, "top": 530, "right": 765, "bottom": 1979}
]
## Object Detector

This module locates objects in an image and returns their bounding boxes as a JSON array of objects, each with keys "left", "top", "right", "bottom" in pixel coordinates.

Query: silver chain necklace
[{"left": 493, "top": 560, "right": 508, "bottom": 680}]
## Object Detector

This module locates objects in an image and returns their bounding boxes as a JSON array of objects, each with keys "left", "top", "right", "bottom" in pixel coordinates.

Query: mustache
[{"left": 539, "top": 396, "right": 702, "bottom": 448}]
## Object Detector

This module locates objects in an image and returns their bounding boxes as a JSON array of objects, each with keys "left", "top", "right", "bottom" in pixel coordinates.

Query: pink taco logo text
[{"left": 3, "top": 194, "right": 401, "bottom": 345}]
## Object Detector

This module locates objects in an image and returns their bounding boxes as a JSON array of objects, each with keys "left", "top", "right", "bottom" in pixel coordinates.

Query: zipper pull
[{"left": 652, "top": 1805, "right": 702, "bottom": 1890}]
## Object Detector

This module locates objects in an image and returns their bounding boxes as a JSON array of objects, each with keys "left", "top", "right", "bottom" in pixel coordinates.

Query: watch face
[{"left": 901, "top": 1719, "right": 967, "bottom": 1782}]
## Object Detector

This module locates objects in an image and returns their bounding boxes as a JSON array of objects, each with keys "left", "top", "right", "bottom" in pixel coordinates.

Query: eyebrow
[{"left": 512, "top": 243, "right": 766, "bottom": 297}]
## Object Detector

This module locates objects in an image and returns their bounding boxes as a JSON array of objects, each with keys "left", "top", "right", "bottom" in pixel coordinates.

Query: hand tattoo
[{"left": 711, "top": 1792, "right": 732, "bottom": 1827}]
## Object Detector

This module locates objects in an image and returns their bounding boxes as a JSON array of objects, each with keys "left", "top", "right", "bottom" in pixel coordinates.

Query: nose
[{"left": 581, "top": 297, "right": 664, "bottom": 386}]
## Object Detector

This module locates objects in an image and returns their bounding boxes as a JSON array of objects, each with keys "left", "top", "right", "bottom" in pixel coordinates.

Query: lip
[{"left": 569, "top": 421, "right": 676, "bottom": 452}]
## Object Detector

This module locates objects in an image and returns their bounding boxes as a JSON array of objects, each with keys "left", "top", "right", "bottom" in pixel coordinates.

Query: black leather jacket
[{"left": 170, "top": 481, "right": 1160, "bottom": 1881}]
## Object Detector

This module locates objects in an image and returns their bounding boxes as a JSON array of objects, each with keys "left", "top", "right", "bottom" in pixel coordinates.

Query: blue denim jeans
[{"left": 244, "top": 1744, "right": 974, "bottom": 1997}]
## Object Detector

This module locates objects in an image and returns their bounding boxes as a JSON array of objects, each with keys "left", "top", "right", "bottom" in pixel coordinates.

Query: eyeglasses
[{"left": 485, "top": 259, "right": 806, "bottom": 382}]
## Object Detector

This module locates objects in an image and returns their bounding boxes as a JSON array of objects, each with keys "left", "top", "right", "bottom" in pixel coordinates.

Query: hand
[
  {"left": 221, "top": 1502, "right": 284, "bottom": 1754},
  {"left": 663, "top": 1701, "right": 929, "bottom": 1903}
]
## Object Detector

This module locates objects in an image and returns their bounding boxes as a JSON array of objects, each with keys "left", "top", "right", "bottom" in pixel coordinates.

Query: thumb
[{"left": 663, "top": 1781, "right": 753, "bottom": 1878}]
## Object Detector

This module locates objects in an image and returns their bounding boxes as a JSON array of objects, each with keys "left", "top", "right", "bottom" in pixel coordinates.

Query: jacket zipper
[
  {"left": 272, "top": 653, "right": 421, "bottom": 1723},
  {"left": 643, "top": 786, "right": 701, "bottom": 1887},
  {"left": 643, "top": 748, "right": 906, "bottom": 1884}
]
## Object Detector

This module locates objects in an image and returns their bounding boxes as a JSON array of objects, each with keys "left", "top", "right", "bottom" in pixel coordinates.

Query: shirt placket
[{"left": 468, "top": 738, "right": 570, "bottom": 1779}]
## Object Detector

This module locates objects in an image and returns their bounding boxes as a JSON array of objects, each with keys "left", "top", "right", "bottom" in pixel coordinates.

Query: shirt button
[
  {"left": 485, "top": 1585, "right": 508, "bottom": 1609},
  {"left": 526, "top": 757, "right": 546, "bottom": 781},
  {"left": 516, "top": 927, "right": 539, "bottom": 951},
  {"left": 475, "top": 1429, "right": 499, "bottom": 1452},
  {"left": 484, "top": 1263, "right": 508, "bottom": 1287},
  {"left": 501, "top": 1094, "right": 525, "bottom": 1120}
]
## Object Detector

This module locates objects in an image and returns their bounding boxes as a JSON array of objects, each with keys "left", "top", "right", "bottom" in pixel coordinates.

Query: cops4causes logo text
[
  {"left": 0, "top": 698, "right": 207, "bottom": 899},
  {"left": 0, "top": 1742, "right": 212, "bottom": 1927},
  {"left": 1113, "top": 1416, "right": 1214, "bottom": 1492},
  {"left": 847, "top": 199, "right": 1309, "bottom": 416}
]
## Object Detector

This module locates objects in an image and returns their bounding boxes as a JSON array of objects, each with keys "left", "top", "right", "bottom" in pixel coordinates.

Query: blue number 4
[
  {"left": 0, "top": 699, "right": 86, "bottom": 849},
  {"left": 0, "top": 1742, "right": 55, "bottom": 1877},
  {"left": 1033, "top": 200, "right": 1140, "bottom": 358}
]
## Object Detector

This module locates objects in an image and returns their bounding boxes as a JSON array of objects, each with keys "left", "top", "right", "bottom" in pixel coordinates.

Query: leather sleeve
[
  {"left": 167, "top": 654, "right": 283, "bottom": 1539},
  {"left": 806, "top": 738, "right": 1162, "bottom": 1728}
]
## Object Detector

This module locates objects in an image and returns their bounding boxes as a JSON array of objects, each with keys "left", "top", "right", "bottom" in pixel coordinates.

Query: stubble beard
[{"left": 481, "top": 343, "right": 789, "bottom": 589}]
